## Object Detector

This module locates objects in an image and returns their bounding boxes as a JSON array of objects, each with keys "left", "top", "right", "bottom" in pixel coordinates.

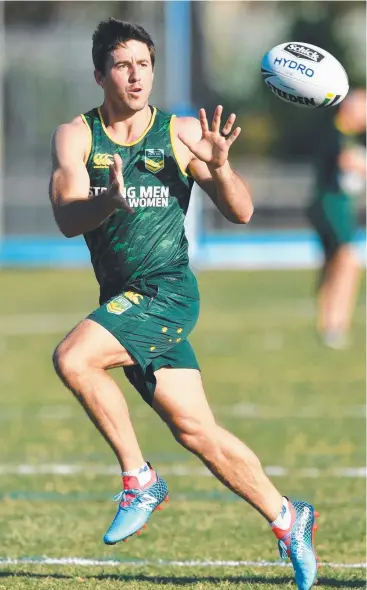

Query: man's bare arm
[
  {"left": 49, "top": 119, "right": 131, "bottom": 238},
  {"left": 189, "top": 156, "right": 253, "bottom": 224},
  {"left": 175, "top": 112, "right": 254, "bottom": 224},
  {"left": 338, "top": 147, "right": 366, "bottom": 177}
]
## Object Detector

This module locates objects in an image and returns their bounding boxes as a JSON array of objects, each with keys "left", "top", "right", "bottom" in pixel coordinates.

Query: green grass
[{"left": 0, "top": 269, "right": 365, "bottom": 589}]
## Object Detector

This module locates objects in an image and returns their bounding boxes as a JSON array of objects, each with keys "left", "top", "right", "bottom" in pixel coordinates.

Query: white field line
[
  {"left": 0, "top": 557, "right": 365, "bottom": 570},
  {"left": 0, "top": 463, "right": 365, "bottom": 478},
  {"left": 0, "top": 313, "right": 83, "bottom": 335},
  {"left": 0, "top": 406, "right": 75, "bottom": 422},
  {"left": 212, "top": 403, "right": 366, "bottom": 420},
  {"left": 0, "top": 403, "right": 364, "bottom": 422}
]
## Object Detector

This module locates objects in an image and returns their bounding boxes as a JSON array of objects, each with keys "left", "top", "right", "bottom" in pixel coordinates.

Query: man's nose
[{"left": 129, "top": 65, "right": 141, "bottom": 82}]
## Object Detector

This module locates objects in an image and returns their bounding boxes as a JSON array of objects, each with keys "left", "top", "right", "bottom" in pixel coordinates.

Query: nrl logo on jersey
[
  {"left": 93, "top": 153, "right": 114, "bottom": 168},
  {"left": 145, "top": 149, "right": 164, "bottom": 174}
]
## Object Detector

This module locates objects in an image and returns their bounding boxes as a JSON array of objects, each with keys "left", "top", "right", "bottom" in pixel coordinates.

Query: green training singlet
[
  {"left": 81, "top": 106, "right": 194, "bottom": 304},
  {"left": 314, "top": 119, "right": 366, "bottom": 197}
]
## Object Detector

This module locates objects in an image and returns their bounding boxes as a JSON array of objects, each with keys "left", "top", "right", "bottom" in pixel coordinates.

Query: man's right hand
[{"left": 108, "top": 154, "right": 135, "bottom": 215}]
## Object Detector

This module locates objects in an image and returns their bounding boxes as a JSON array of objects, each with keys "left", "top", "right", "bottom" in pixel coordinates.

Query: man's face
[
  {"left": 341, "top": 89, "right": 366, "bottom": 133},
  {"left": 95, "top": 40, "right": 154, "bottom": 112}
]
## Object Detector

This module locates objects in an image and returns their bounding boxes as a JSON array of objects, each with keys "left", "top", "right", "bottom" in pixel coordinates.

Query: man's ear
[{"left": 94, "top": 69, "right": 104, "bottom": 89}]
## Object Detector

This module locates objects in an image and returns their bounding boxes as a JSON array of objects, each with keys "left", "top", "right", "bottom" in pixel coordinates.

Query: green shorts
[
  {"left": 88, "top": 268, "right": 200, "bottom": 406},
  {"left": 307, "top": 192, "right": 357, "bottom": 259}
]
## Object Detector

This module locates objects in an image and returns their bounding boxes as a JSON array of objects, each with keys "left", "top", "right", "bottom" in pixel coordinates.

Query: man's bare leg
[
  {"left": 53, "top": 319, "right": 144, "bottom": 471},
  {"left": 153, "top": 367, "right": 319, "bottom": 589},
  {"left": 153, "top": 367, "right": 282, "bottom": 521},
  {"left": 53, "top": 318, "right": 169, "bottom": 545},
  {"left": 317, "top": 245, "right": 360, "bottom": 346}
]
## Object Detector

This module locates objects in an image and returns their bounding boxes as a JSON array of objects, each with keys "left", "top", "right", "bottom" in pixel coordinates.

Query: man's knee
[
  {"left": 52, "top": 341, "right": 87, "bottom": 387},
  {"left": 170, "top": 415, "right": 217, "bottom": 455}
]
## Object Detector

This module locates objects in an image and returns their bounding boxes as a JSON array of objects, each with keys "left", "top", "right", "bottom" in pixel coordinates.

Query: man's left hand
[{"left": 178, "top": 105, "right": 241, "bottom": 171}]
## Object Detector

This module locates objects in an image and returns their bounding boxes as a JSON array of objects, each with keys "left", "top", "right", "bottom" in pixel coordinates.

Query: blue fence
[{"left": 1, "top": 230, "right": 365, "bottom": 270}]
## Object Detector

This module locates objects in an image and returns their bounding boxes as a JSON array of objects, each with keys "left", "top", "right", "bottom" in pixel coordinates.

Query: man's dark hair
[{"left": 92, "top": 18, "right": 156, "bottom": 74}]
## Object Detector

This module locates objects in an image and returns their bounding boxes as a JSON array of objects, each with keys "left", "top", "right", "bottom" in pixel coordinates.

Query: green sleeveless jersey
[{"left": 81, "top": 106, "right": 194, "bottom": 304}]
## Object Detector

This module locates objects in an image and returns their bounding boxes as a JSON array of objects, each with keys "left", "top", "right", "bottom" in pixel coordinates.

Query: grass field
[{"left": 0, "top": 268, "right": 365, "bottom": 589}]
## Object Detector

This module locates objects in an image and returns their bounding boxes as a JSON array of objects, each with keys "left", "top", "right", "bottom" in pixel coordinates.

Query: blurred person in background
[
  {"left": 307, "top": 89, "right": 366, "bottom": 349},
  {"left": 49, "top": 18, "right": 318, "bottom": 590}
]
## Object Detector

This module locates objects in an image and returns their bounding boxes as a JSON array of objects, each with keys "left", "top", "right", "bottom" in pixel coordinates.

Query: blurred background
[{"left": 1, "top": 0, "right": 365, "bottom": 268}]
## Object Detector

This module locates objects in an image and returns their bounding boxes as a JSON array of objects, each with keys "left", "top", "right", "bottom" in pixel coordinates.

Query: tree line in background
[
  {"left": 5, "top": 1, "right": 366, "bottom": 162},
  {"left": 192, "top": 1, "right": 366, "bottom": 160}
]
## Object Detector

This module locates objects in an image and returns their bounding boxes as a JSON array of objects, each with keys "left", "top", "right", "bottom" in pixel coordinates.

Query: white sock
[
  {"left": 122, "top": 463, "right": 151, "bottom": 487},
  {"left": 271, "top": 497, "right": 292, "bottom": 530}
]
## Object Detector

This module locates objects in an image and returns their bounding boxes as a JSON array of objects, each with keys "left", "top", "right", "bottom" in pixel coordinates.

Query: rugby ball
[{"left": 261, "top": 42, "right": 349, "bottom": 108}]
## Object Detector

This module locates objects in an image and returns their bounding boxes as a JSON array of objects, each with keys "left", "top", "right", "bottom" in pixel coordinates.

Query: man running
[
  {"left": 307, "top": 89, "right": 366, "bottom": 349},
  {"left": 50, "top": 18, "right": 318, "bottom": 590}
]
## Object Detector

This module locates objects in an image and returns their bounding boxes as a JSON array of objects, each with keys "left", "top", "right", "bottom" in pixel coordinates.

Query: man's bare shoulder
[
  {"left": 51, "top": 115, "right": 91, "bottom": 165},
  {"left": 174, "top": 116, "right": 202, "bottom": 144},
  {"left": 52, "top": 115, "right": 90, "bottom": 145}
]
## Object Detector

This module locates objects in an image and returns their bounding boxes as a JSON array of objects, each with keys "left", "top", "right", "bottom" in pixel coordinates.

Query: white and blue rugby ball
[{"left": 261, "top": 42, "right": 349, "bottom": 108}]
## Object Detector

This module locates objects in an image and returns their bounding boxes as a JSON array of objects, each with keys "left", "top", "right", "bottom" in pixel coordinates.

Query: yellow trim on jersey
[
  {"left": 97, "top": 106, "right": 157, "bottom": 147},
  {"left": 169, "top": 115, "right": 188, "bottom": 177},
  {"left": 80, "top": 113, "right": 93, "bottom": 164}
]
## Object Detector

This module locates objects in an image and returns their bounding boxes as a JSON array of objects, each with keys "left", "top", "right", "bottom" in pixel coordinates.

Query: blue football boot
[
  {"left": 103, "top": 463, "right": 169, "bottom": 545},
  {"left": 274, "top": 499, "right": 320, "bottom": 590}
]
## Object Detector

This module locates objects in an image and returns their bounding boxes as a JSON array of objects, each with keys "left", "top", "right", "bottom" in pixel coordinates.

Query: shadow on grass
[{"left": 0, "top": 572, "right": 365, "bottom": 587}]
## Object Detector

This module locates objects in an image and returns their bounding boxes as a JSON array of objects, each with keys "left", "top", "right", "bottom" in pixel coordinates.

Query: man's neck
[{"left": 100, "top": 103, "right": 153, "bottom": 144}]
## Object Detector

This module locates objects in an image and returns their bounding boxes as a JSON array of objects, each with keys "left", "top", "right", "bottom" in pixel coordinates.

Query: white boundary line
[
  {"left": 0, "top": 463, "right": 365, "bottom": 478},
  {"left": 0, "top": 313, "right": 83, "bottom": 335},
  {"left": 213, "top": 403, "right": 366, "bottom": 420},
  {"left": 0, "top": 557, "right": 365, "bottom": 569},
  {"left": 0, "top": 404, "right": 365, "bottom": 422}
]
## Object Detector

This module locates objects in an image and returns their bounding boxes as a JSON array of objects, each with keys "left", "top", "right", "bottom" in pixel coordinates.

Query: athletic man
[
  {"left": 50, "top": 18, "right": 319, "bottom": 590},
  {"left": 308, "top": 89, "right": 366, "bottom": 349}
]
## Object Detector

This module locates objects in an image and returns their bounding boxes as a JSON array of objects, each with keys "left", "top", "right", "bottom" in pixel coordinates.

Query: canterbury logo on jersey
[
  {"left": 124, "top": 291, "right": 144, "bottom": 305},
  {"left": 145, "top": 149, "right": 164, "bottom": 173},
  {"left": 93, "top": 153, "right": 114, "bottom": 168}
]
